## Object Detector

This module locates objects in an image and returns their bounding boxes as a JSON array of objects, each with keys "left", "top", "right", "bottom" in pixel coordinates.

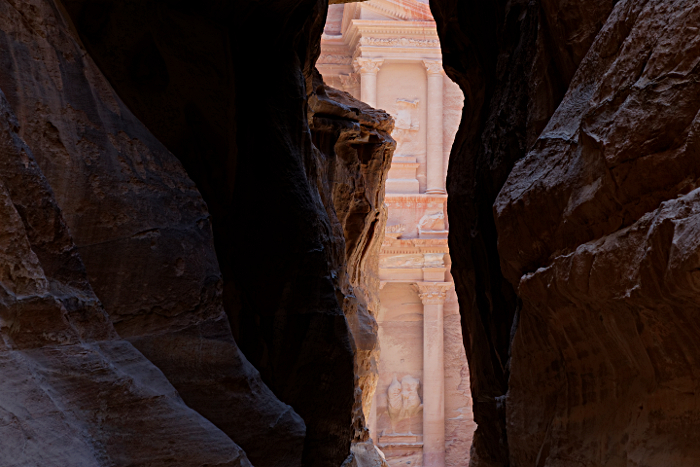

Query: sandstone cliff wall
[
  {"left": 432, "top": 0, "right": 700, "bottom": 465},
  {"left": 495, "top": 2, "right": 700, "bottom": 465},
  {"left": 0, "top": 3, "right": 251, "bottom": 463},
  {"left": 2, "top": 0, "right": 698, "bottom": 465},
  {"left": 309, "top": 75, "right": 395, "bottom": 450},
  {"left": 0, "top": 0, "right": 395, "bottom": 465}
]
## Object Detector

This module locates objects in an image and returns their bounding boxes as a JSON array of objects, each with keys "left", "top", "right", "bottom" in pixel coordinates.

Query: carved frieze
[
  {"left": 386, "top": 224, "right": 407, "bottom": 234},
  {"left": 360, "top": 37, "right": 440, "bottom": 48},
  {"left": 318, "top": 54, "right": 353, "bottom": 65},
  {"left": 385, "top": 223, "right": 406, "bottom": 240},
  {"left": 385, "top": 196, "right": 447, "bottom": 209}
]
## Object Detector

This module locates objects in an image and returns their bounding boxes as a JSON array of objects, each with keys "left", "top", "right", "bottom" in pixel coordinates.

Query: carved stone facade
[{"left": 320, "top": 2, "right": 474, "bottom": 466}]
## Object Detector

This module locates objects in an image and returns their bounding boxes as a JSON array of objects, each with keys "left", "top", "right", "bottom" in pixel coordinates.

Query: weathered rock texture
[
  {"left": 0, "top": 37, "right": 249, "bottom": 467},
  {"left": 432, "top": 0, "right": 700, "bottom": 465},
  {"left": 431, "top": 0, "right": 615, "bottom": 463},
  {"left": 0, "top": 0, "right": 395, "bottom": 465},
  {"left": 495, "top": 2, "right": 700, "bottom": 465},
  {"left": 308, "top": 75, "right": 395, "bottom": 450},
  {"left": 0, "top": 4, "right": 306, "bottom": 463},
  {"left": 8, "top": 0, "right": 700, "bottom": 464},
  {"left": 0, "top": 0, "right": 299, "bottom": 465},
  {"left": 60, "top": 1, "right": 396, "bottom": 463}
]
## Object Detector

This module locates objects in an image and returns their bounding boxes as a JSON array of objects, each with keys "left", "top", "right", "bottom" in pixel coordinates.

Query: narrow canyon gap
[
  {"left": 318, "top": 2, "right": 477, "bottom": 466},
  {"left": 0, "top": 0, "right": 698, "bottom": 466}
]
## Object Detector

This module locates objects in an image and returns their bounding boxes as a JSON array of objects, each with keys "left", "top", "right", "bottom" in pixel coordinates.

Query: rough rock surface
[
  {"left": 60, "top": 0, "right": 398, "bottom": 464},
  {"left": 0, "top": 0, "right": 396, "bottom": 465},
  {"left": 0, "top": 0, "right": 301, "bottom": 465},
  {"left": 8, "top": 0, "right": 700, "bottom": 465},
  {"left": 59, "top": 1, "right": 357, "bottom": 464},
  {"left": 432, "top": 0, "right": 700, "bottom": 465},
  {"left": 495, "top": 1, "right": 700, "bottom": 465},
  {"left": 0, "top": 66, "right": 249, "bottom": 467},
  {"left": 309, "top": 76, "right": 395, "bottom": 449},
  {"left": 430, "top": 0, "right": 616, "bottom": 464}
]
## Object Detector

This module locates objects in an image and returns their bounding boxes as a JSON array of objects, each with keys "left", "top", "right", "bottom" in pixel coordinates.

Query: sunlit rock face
[
  {"left": 432, "top": 0, "right": 700, "bottom": 466},
  {"left": 309, "top": 72, "right": 396, "bottom": 467}
]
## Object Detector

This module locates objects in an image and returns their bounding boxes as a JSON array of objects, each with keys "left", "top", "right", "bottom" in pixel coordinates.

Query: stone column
[
  {"left": 423, "top": 60, "right": 445, "bottom": 194},
  {"left": 416, "top": 282, "right": 451, "bottom": 467},
  {"left": 354, "top": 58, "right": 384, "bottom": 108}
]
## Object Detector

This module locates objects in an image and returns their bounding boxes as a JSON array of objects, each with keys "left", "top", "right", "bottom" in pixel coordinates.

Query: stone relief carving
[
  {"left": 393, "top": 98, "right": 420, "bottom": 155},
  {"left": 339, "top": 73, "right": 359, "bottom": 90},
  {"left": 386, "top": 224, "right": 406, "bottom": 234},
  {"left": 386, "top": 375, "right": 423, "bottom": 434},
  {"left": 385, "top": 223, "right": 406, "bottom": 240},
  {"left": 418, "top": 210, "right": 446, "bottom": 234}
]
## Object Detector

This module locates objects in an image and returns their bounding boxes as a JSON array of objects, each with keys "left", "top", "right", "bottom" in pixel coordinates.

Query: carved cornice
[
  {"left": 380, "top": 237, "right": 448, "bottom": 255},
  {"left": 345, "top": 21, "right": 440, "bottom": 54},
  {"left": 361, "top": 0, "right": 434, "bottom": 22},
  {"left": 354, "top": 57, "right": 384, "bottom": 74}
]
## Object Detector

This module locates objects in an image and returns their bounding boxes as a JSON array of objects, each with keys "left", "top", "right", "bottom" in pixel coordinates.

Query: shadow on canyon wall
[{"left": 0, "top": 0, "right": 698, "bottom": 466}]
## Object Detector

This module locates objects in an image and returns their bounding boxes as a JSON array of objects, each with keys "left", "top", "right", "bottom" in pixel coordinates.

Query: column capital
[
  {"left": 354, "top": 57, "right": 384, "bottom": 74},
  {"left": 414, "top": 282, "right": 453, "bottom": 305},
  {"left": 423, "top": 60, "right": 444, "bottom": 75}
]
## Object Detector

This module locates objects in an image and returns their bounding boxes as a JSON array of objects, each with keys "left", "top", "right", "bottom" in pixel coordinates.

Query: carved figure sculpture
[
  {"left": 393, "top": 98, "right": 420, "bottom": 155},
  {"left": 387, "top": 376, "right": 403, "bottom": 433},
  {"left": 418, "top": 210, "right": 446, "bottom": 234},
  {"left": 386, "top": 374, "right": 423, "bottom": 434}
]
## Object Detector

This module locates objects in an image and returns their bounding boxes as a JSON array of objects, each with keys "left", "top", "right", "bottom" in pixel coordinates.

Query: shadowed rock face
[
  {"left": 433, "top": 0, "right": 700, "bottom": 465},
  {"left": 2, "top": 0, "right": 700, "bottom": 465},
  {"left": 430, "top": 0, "right": 616, "bottom": 464},
  {"left": 0, "top": 0, "right": 394, "bottom": 465},
  {"left": 495, "top": 2, "right": 700, "bottom": 465},
  {"left": 59, "top": 1, "right": 395, "bottom": 464},
  {"left": 0, "top": 16, "right": 249, "bottom": 464}
]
